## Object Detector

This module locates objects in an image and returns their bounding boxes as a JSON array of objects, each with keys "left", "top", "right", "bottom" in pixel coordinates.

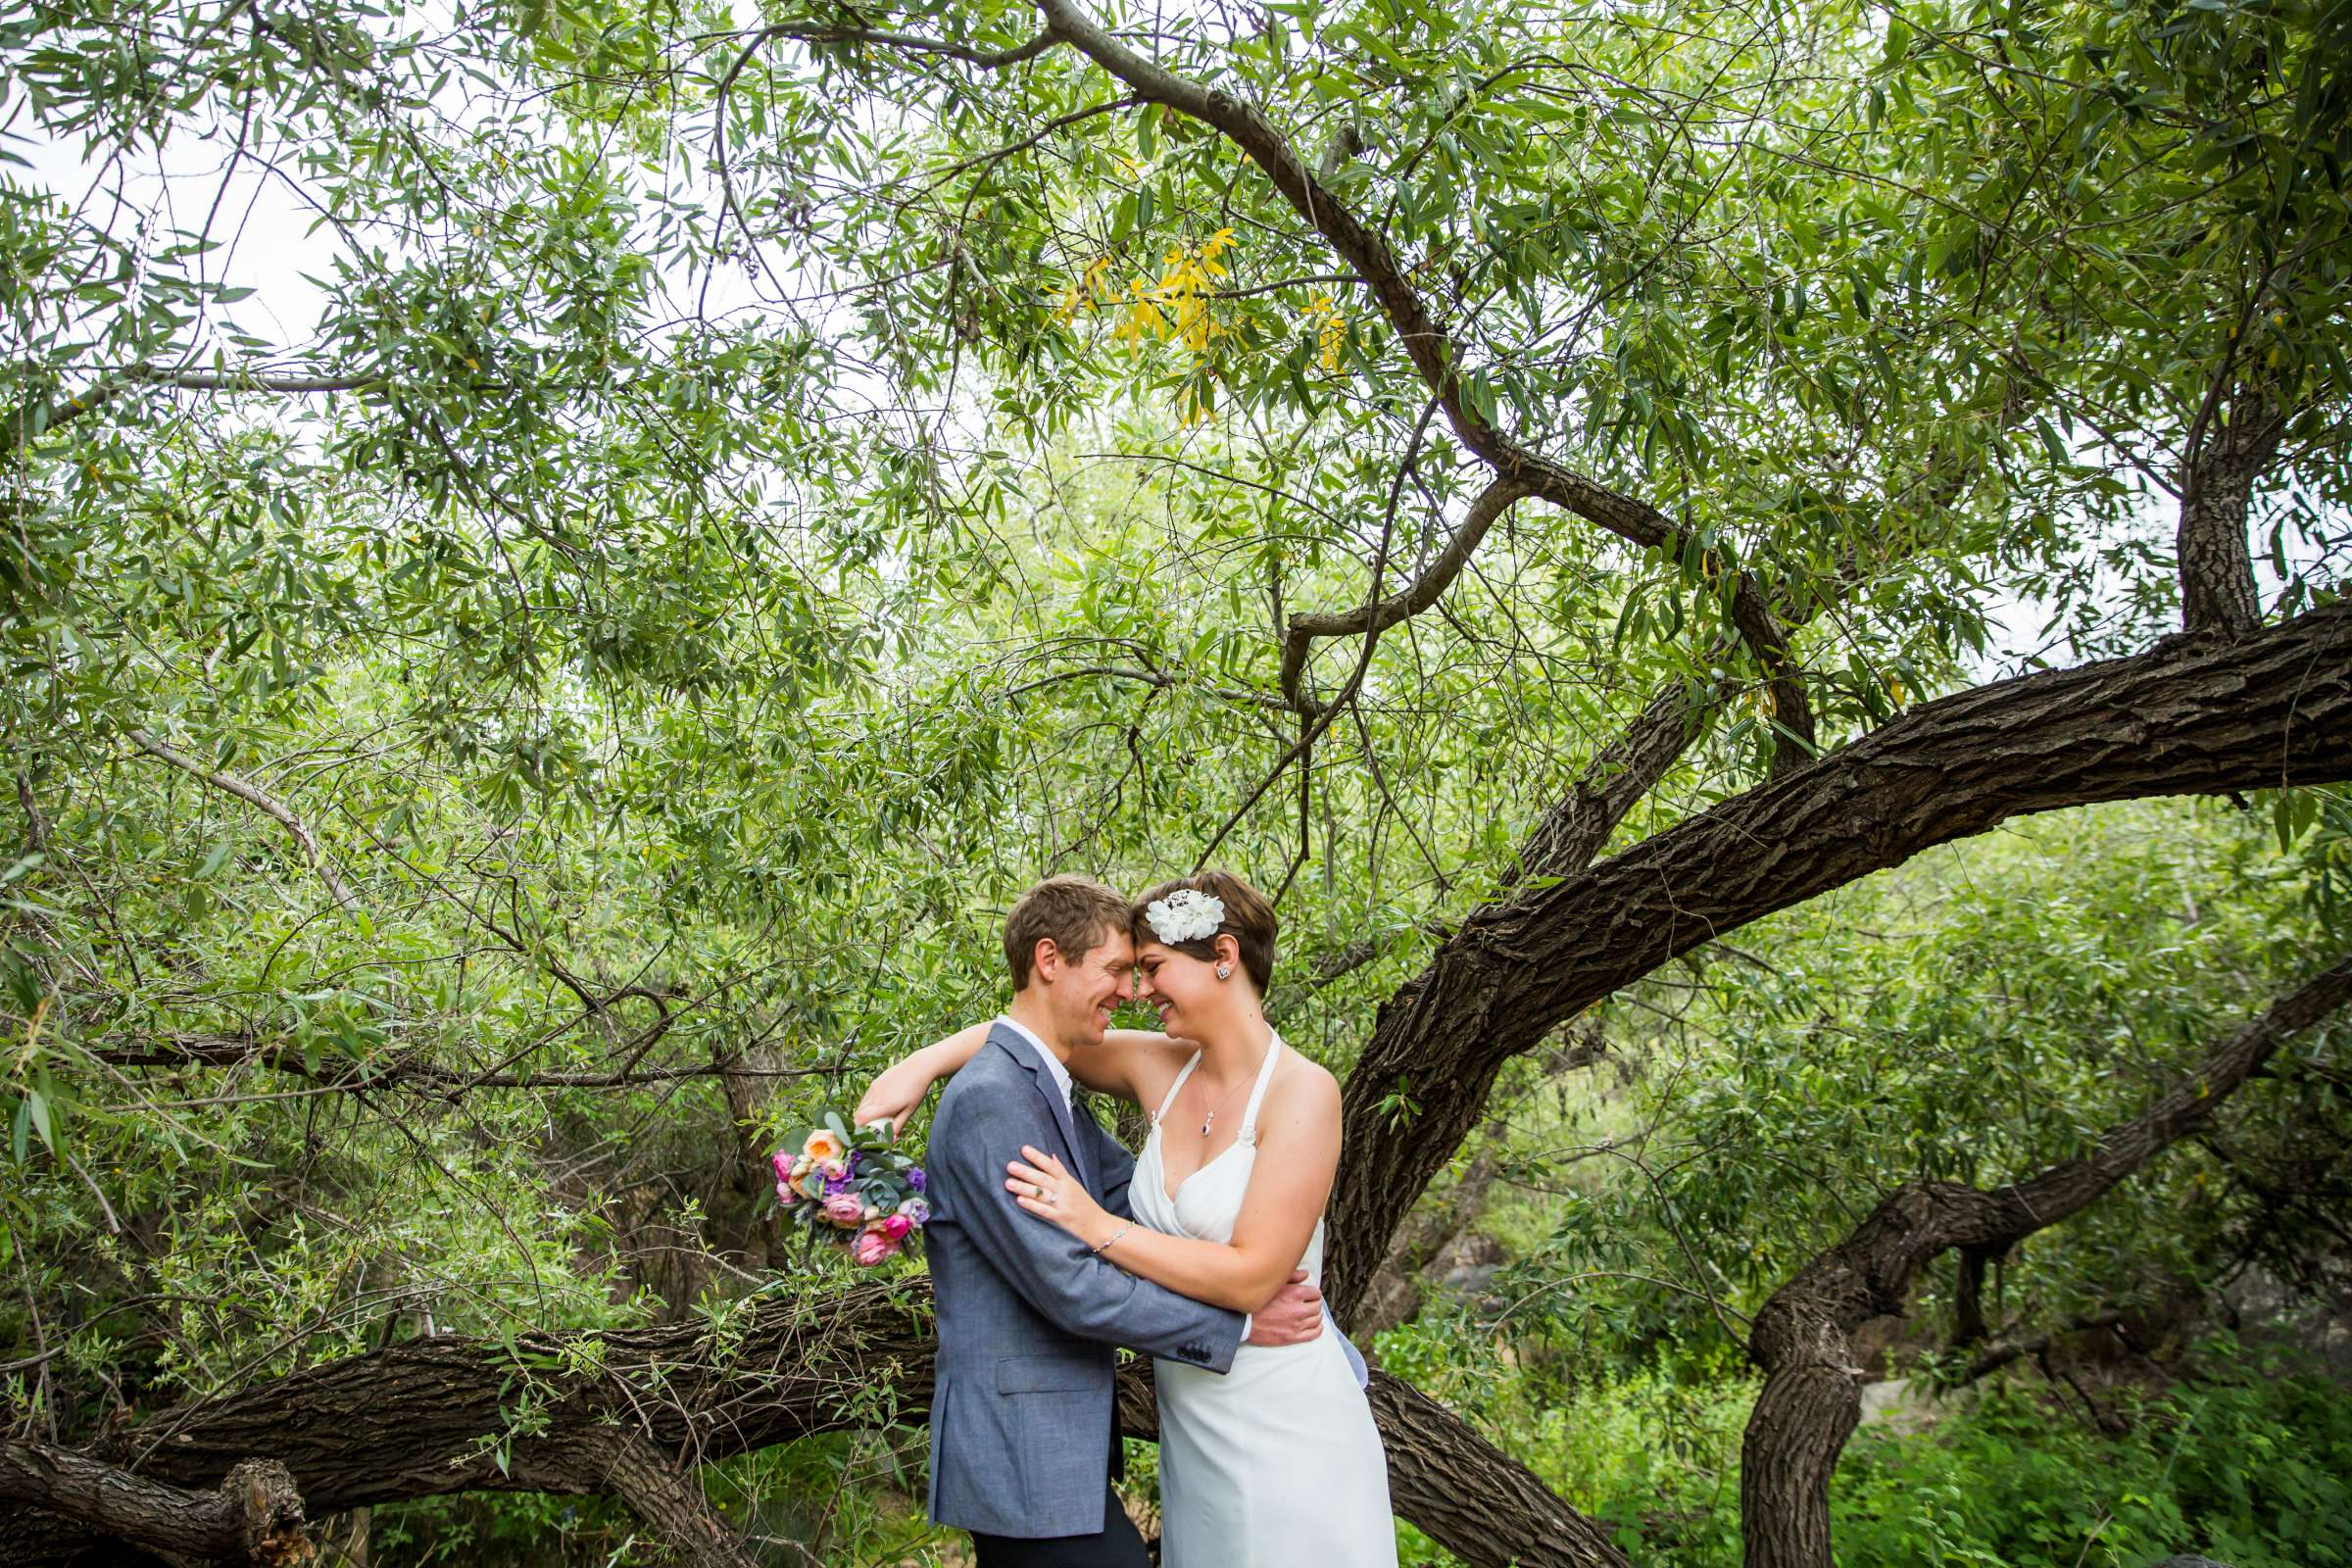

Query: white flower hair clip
[{"left": 1144, "top": 888, "right": 1226, "bottom": 946}]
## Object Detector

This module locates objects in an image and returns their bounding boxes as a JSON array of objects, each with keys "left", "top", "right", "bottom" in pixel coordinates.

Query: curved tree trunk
[
  {"left": 1323, "top": 601, "right": 2352, "bottom": 1322},
  {"left": 1740, "top": 951, "right": 2352, "bottom": 1568}
]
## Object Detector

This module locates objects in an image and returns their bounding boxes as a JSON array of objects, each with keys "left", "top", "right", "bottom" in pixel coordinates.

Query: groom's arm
[{"left": 935, "top": 1084, "right": 1244, "bottom": 1372}]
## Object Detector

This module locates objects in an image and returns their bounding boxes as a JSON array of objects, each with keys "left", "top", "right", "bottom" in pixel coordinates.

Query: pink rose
[
  {"left": 822, "top": 1193, "right": 864, "bottom": 1228},
  {"left": 775, "top": 1178, "right": 801, "bottom": 1206},
  {"left": 770, "top": 1151, "right": 793, "bottom": 1184},
  {"left": 881, "top": 1212, "right": 913, "bottom": 1242},
  {"left": 852, "top": 1227, "right": 900, "bottom": 1267}
]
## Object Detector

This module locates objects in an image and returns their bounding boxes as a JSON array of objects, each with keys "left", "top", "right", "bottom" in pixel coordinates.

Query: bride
[{"left": 857, "top": 869, "right": 1396, "bottom": 1567}]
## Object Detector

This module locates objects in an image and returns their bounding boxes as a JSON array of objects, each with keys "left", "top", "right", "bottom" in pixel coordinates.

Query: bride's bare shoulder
[{"left": 1267, "top": 1048, "right": 1342, "bottom": 1125}]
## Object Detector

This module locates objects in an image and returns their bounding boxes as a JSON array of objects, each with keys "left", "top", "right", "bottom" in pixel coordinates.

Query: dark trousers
[{"left": 968, "top": 1479, "right": 1150, "bottom": 1568}]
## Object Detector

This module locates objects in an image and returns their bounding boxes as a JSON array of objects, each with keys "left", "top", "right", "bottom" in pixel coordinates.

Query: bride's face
[{"left": 1135, "top": 941, "right": 1219, "bottom": 1034}]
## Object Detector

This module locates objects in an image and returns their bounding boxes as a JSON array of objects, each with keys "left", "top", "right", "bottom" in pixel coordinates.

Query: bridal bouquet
[{"left": 772, "top": 1110, "right": 928, "bottom": 1266}]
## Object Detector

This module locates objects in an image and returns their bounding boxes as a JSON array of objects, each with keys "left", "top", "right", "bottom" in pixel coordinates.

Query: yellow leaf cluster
[
  {"left": 1303, "top": 289, "right": 1348, "bottom": 373},
  {"left": 1058, "top": 228, "right": 1236, "bottom": 357},
  {"left": 1054, "top": 230, "right": 1348, "bottom": 420}
]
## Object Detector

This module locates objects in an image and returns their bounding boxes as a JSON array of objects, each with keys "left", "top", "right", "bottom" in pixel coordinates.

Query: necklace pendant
[{"left": 1200, "top": 1110, "right": 1215, "bottom": 1137}]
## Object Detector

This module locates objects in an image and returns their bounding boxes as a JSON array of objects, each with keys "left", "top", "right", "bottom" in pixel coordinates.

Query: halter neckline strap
[{"left": 1151, "top": 1030, "right": 1284, "bottom": 1139}]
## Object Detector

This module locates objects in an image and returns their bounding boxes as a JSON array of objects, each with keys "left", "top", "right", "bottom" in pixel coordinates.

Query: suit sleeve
[{"left": 934, "top": 1083, "right": 1243, "bottom": 1371}]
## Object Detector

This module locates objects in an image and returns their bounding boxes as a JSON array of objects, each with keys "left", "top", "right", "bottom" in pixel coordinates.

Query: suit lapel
[{"left": 990, "top": 1021, "right": 1094, "bottom": 1190}]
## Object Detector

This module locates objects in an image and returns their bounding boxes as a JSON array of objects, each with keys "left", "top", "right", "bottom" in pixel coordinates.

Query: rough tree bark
[
  {"left": 2178, "top": 379, "right": 2286, "bottom": 635},
  {"left": 1320, "top": 599, "right": 2352, "bottom": 1322},
  {"left": 512, "top": 1430, "right": 761, "bottom": 1568},
  {"left": 0, "top": 1278, "right": 1629, "bottom": 1568},
  {"left": 1739, "top": 951, "right": 2352, "bottom": 1568},
  {"left": 0, "top": 1445, "right": 313, "bottom": 1565}
]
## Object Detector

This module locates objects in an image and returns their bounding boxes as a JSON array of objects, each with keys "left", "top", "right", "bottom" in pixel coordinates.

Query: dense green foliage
[
  {"left": 4, "top": 0, "right": 2349, "bottom": 1559},
  {"left": 1375, "top": 1343, "right": 2352, "bottom": 1568}
]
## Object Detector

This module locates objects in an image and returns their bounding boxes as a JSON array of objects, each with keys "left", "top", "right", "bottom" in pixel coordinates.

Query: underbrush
[{"left": 1394, "top": 1337, "right": 2352, "bottom": 1568}]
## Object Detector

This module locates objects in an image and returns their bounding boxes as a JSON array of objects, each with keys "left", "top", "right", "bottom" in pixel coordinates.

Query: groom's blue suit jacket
[{"left": 925, "top": 1022, "right": 1245, "bottom": 1539}]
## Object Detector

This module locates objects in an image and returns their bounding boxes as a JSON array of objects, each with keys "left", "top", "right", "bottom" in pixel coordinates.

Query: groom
[{"left": 923, "top": 874, "right": 1326, "bottom": 1566}]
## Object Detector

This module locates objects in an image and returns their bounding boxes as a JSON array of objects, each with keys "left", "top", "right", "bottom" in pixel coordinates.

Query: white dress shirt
[{"left": 997, "top": 1014, "right": 1072, "bottom": 1110}]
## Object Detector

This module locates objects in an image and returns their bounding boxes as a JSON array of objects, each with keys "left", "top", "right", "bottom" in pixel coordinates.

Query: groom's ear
[{"left": 1029, "top": 936, "right": 1062, "bottom": 984}]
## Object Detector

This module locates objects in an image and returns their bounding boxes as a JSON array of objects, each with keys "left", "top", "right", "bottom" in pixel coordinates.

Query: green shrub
[{"left": 1397, "top": 1340, "right": 2352, "bottom": 1568}]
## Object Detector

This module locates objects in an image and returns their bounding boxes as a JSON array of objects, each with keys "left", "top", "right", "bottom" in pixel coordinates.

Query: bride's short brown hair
[{"left": 1130, "top": 869, "right": 1278, "bottom": 994}]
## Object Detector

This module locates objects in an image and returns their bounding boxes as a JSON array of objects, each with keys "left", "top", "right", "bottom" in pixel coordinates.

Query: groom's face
[{"left": 1049, "top": 927, "right": 1138, "bottom": 1046}]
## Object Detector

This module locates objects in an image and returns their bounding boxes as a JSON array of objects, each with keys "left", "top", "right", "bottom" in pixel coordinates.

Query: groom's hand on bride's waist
[{"left": 1244, "top": 1270, "right": 1325, "bottom": 1348}]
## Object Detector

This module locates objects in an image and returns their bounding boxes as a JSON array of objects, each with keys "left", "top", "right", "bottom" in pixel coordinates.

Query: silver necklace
[{"left": 1195, "top": 1043, "right": 1270, "bottom": 1138}]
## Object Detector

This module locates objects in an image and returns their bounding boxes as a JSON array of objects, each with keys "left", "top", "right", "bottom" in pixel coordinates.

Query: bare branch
[
  {"left": 123, "top": 727, "right": 356, "bottom": 911},
  {"left": 1280, "top": 476, "right": 1533, "bottom": 711}
]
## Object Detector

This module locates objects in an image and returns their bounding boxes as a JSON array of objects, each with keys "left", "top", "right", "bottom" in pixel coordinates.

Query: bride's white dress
[{"left": 1129, "top": 1033, "right": 1397, "bottom": 1568}]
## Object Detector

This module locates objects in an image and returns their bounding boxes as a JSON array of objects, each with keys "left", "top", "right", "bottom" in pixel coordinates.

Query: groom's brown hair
[{"left": 1003, "top": 875, "right": 1133, "bottom": 991}]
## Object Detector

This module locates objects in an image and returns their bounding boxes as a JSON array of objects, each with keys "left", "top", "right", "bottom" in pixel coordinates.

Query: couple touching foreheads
[{"left": 853, "top": 870, "right": 1396, "bottom": 1567}]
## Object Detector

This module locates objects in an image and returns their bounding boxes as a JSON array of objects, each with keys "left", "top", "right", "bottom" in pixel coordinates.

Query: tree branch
[
  {"left": 751, "top": 22, "right": 1059, "bottom": 69},
  {"left": 3, "top": 1279, "right": 1622, "bottom": 1568},
  {"left": 0, "top": 1444, "right": 311, "bottom": 1566},
  {"left": 1739, "top": 950, "right": 2352, "bottom": 1568},
  {"left": 511, "top": 1429, "right": 759, "bottom": 1568},
  {"left": 1279, "top": 477, "right": 1533, "bottom": 712},
  {"left": 91, "top": 1032, "right": 821, "bottom": 1094},
  {"left": 1030, "top": 0, "right": 1813, "bottom": 737},
  {"left": 123, "top": 728, "right": 356, "bottom": 910},
  {"left": 119, "top": 367, "right": 385, "bottom": 395},
  {"left": 2178, "top": 378, "right": 2286, "bottom": 634},
  {"left": 1323, "top": 598, "right": 2352, "bottom": 1322}
]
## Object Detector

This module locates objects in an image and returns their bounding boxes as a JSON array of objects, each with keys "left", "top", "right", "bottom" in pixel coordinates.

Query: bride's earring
[{"left": 1215, "top": 963, "right": 1232, "bottom": 980}]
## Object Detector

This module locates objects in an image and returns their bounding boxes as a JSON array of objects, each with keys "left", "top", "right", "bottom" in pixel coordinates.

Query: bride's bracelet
[{"left": 1089, "top": 1223, "right": 1132, "bottom": 1256}]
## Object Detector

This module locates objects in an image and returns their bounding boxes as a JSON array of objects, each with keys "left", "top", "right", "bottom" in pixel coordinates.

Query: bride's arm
[
  {"left": 854, "top": 1023, "right": 1193, "bottom": 1127},
  {"left": 1070, "top": 1027, "right": 1195, "bottom": 1102},
  {"left": 1006, "top": 1063, "right": 1341, "bottom": 1313},
  {"left": 853, "top": 1021, "right": 991, "bottom": 1129}
]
